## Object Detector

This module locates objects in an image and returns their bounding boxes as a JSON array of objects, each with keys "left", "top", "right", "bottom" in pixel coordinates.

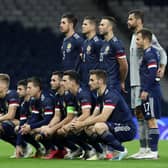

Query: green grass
[{"left": 0, "top": 140, "right": 167, "bottom": 168}]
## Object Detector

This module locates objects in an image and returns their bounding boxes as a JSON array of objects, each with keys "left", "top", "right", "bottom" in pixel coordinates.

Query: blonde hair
[{"left": 0, "top": 73, "right": 10, "bottom": 87}]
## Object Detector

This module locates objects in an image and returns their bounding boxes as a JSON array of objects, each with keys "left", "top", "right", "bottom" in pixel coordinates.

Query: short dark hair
[
  {"left": 89, "top": 69, "right": 107, "bottom": 83},
  {"left": 27, "top": 77, "right": 42, "bottom": 90},
  {"left": 52, "top": 71, "right": 63, "bottom": 79},
  {"left": 62, "top": 13, "right": 78, "bottom": 28},
  {"left": 137, "top": 28, "right": 152, "bottom": 42},
  {"left": 128, "top": 9, "right": 144, "bottom": 23},
  {"left": 0, "top": 73, "right": 10, "bottom": 87},
  {"left": 84, "top": 16, "right": 98, "bottom": 25},
  {"left": 17, "top": 79, "right": 27, "bottom": 88},
  {"left": 101, "top": 16, "right": 116, "bottom": 29},
  {"left": 63, "top": 70, "right": 80, "bottom": 84}
]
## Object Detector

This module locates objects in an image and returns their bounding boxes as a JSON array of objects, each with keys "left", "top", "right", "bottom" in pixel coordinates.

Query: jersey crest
[
  {"left": 66, "top": 43, "right": 72, "bottom": 53},
  {"left": 86, "top": 45, "right": 91, "bottom": 54},
  {"left": 105, "top": 46, "right": 110, "bottom": 53}
]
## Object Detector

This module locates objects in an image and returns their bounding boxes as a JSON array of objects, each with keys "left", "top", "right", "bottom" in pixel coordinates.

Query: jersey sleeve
[
  {"left": 7, "top": 91, "right": 19, "bottom": 107},
  {"left": 94, "top": 38, "right": 103, "bottom": 57},
  {"left": 79, "top": 90, "right": 92, "bottom": 110},
  {"left": 143, "top": 53, "right": 158, "bottom": 92},
  {"left": 27, "top": 98, "right": 40, "bottom": 125},
  {"left": 152, "top": 34, "right": 167, "bottom": 66},
  {"left": 74, "top": 34, "right": 84, "bottom": 48},
  {"left": 54, "top": 95, "right": 62, "bottom": 113},
  {"left": 30, "top": 97, "right": 54, "bottom": 129},
  {"left": 103, "top": 92, "right": 119, "bottom": 110},
  {"left": 64, "top": 92, "right": 76, "bottom": 114},
  {"left": 19, "top": 101, "right": 30, "bottom": 126},
  {"left": 114, "top": 41, "right": 127, "bottom": 59}
]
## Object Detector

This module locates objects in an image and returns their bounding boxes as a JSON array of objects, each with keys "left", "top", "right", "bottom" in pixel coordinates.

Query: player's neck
[
  {"left": 144, "top": 43, "right": 151, "bottom": 50},
  {"left": 135, "top": 24, "right": 143, "bottom": 33},
  {"left": 104, "top": 31, "right": 114, "bottom": 41},
  {"left": 57, "top": 86, "right": 64, "bottom": 95},
  {"left": 70, "top": 84, "right": 79, "bottom": 96},
  {"left": 0, "top": 88, "right": 8, "bottom": 98},
  {"left": 98, "top": 84, "right": 106, "bottom": 96},
  {"left": 35, "top": 91, "right": 42, "bottom": 99},
  {"left": 66, "top": 29, "right": 75, "bottom": 38},
  {"left": 24, "top": 94, "right": 30, "bottom": 101},
  {"left": 86, "top": 31, "right": 96, "bottom": 40}
]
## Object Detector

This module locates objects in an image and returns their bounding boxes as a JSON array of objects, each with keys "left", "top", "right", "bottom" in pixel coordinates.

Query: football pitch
[{"left": 0, "top": 140, "right": 167, "bottom": 168}]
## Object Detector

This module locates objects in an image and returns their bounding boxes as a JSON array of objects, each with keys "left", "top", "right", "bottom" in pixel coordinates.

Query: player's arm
[
  {"left": 141, "top": 55, "right": 158, "bottom": 100},
  {"left": 117, "top": 57, "right": 128, "bottom": 82},
  {"left": 0, "top": 91, "right": 19, "bottom": 122},
  {"left": 152, "top": 34, "right": 167, "bottom": 77},
  {"left": 52, "top": 114, "right": 74, "bottom": 133},
  {"left": 78, "top": 105, "right": 114, "bottom": 127},
  {"left": 115, "top": 45, "right": 128, "bottom": 92},
  {"left": 85, "top": 105, "right": 100, "bottom": 122},
  {"left": 29, "top": 97, "right": 55, "bottom": 130},
  {"left": 0, "top": 104, "right": 18, "bottom": 122},
  {"left": 39, "top": 109, "right": 61, "bottom": 133},
  {"left": 90, "top": 105, "right": 100, "bottom": 117},
  {"left": 48, "top": 106, "right": 75, "bottom": 132},
  {"left": 74, "top": 105, "right": 100, "bottom": 128},
  {"left": 77, "top": 107, "right": 90, "bottom": 121},
  {"left": 54, "top": 106, "right": 75, "bottom": 129},
  {"left": 48, "top": 109, "right": 61, "bottom": 127},
  {"left": 30, "top": 111, "right": 54, "bottom": 130},
  {"left": 72, "top": 91, "right": 118, "bottom": 129}
]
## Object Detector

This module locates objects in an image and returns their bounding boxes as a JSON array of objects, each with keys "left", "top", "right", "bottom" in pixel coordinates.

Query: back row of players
[
  {"left": 0, "top": 9, "right": 167, "bottom": 160},
  {"left": 60, "top": 10, "right": 167, "bottom": 160}
]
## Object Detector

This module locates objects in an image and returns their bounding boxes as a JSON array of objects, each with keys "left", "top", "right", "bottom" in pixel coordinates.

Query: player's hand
[
  {"left": 40, "top": 125, "right": 49, "bottom": 132},
  {"left": 157, "top": 66, "right": 165, "bottom": 78},
  {"left": 72, "top": 120, "right": 82, "bottom": 130},
  {"left": 68, "top": 118, "right": 77, "bottom": 129},
  {"left": 21, "top": 124, "right": 31, "bottom": 134},
  {"left": 42, "top": 128, "right": 54, "bottom": 137},
  {"left": 140, "top": 91, "right": 148, "bottom": 101},
  {"left": 57, "top": 127, "right": 68, "bottom": 136},
  {"left": 120, "top": 82, "right": 128, "bottom": 93},
  {"left": 16, "top": 146, "right": 24, "bottom": 158},
  {"left": 0, "top": 113, "right": 4, "bottom": 117},
  {"left": 62, "top": 124, "right": 70, "bottom": 132}
]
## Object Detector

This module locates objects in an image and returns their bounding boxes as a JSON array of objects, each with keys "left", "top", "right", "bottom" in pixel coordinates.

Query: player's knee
[
  {"left": 57, "top": 128, "right": 66, "bottom": 136},
  {"left": 0, "top": 123, "right": 4, "bottom": 136},
  {"left": 84, "top": 127, "right": 90, "bottom": 135},
  {"left": 56, "top": 129, "right": 61, "bottom": 135},
  {"left": 147, "top": 118, "right": 158, "bottom": 128},
  {"left": 84, "top": 126, "right": 95, "bottom": 136},
  {"left": 95, "top": 122, "right": 108, "bottom": 135}
]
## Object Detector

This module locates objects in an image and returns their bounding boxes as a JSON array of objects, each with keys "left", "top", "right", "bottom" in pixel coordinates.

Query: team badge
[
  {"left": 67, "top": 43, "right": 72, "bottom": 49},
  {"left": 86, "top": 45, "right": 91, "bottom": 54},
  {"left": 41, "top": 94, "right": 45, "bottom": 101},
  {"left": 66, "top": 43, "right": 72, "bottom": 53},
  {"left": 105, "top": 46, "right": 110, "bottom": 53}
]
